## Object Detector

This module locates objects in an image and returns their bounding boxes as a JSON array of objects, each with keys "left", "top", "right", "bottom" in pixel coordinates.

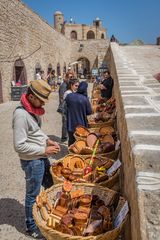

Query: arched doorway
[
  {"left": 0, "top": 71, "right": 3, "bottom": 103},
  {"left": 87, "top": 31, "right": 95, "bottom": 39},
  {"left": 47, "top": 63, "right": 52, "bottom": 74},
  {"left": 57, "top": 63, "right": 61, "bottom": 76},
  {"left": 63, "top": 62, "right": 66, "bottom": 74},
  {"left": 35, "top": 63, "right": 41, "bottom": 75},
  {"left": 77, "top": 57, "right": 90, "bottom": 77},
  {"left": 101, "top": 33, "right": 104, "bottom": 39},
  {"left": 70, "top": 31, "right": 77, "bottom": 40},
  {"left": 13, "top": 58, "right": 27, "bottom": 85}
]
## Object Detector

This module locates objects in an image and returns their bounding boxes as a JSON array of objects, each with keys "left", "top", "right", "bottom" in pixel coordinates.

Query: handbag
[
  {"left": 57, "top": 103, "right": 63, "bottom": 114},
  {"left": 57, "top": 101, "right": 67, "bottom": 115}
]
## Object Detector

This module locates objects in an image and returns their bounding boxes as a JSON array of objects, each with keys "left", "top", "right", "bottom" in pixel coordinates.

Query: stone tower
[
  {"left": 54, "top": 11, "right": 64, "bottom": 32},
  {"left": 157, "top": 36, "right": 160, "bottom": 45},
  {"left": 93, "top": 17, "right": 102, "bottom": 29}
]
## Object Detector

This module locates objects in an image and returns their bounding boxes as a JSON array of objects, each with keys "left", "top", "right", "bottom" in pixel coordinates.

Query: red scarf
[{"left": 20, "top": 94, "right": 45, "bottom": 116}]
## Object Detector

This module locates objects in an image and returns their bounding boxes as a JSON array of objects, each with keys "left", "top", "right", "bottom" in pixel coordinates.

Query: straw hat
[{"left": 30, "top": 80, "right": 52, "bottom": 102}]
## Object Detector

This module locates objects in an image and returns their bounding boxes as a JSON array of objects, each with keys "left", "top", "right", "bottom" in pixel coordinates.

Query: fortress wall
[
  {"left": 0, "top": 0, "right": 71, "bottom": 101},
  {"left": 70, "top": 39, "right": 110, "bottom": 69},
  {"left": 110, "top": 43, "right": 160, "bottom": 240}
]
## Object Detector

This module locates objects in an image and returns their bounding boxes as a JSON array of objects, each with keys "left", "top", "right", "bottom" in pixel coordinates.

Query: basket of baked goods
[
  {"left": 91, "top": 97, "right": 116, "bottom": 114},
  {"left": 74, "top": 126, "right": 90, "bottom": 141},
  {"left": 87, "top": 112, "right": 115, "bottom": 128},
  {"left": 50, "top": 154, "right": 85, "bottom": 185},
  {"left": 50, "top": 154, "right": 121, "bottom": 188},
  {"left": 69, "top": 132, "right": 120, "bottom": 160},
  {"left": 91, "top": 98, "right": 99, "bottom": 106},
  {"left": 91, "top": 89, "right": 101, "bottom": 99},
  {"left": 33, "top": 182, "right": 129, "bottom": 240},
  {"left": 74, "top": 125, "right": 116, "bottom": 141}
]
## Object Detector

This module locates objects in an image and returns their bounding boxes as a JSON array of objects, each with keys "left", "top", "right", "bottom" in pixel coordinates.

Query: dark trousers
[
  {"left": 61, "top": 114, "right": 68, "bottom": 140},
  {"left": 68, "top": 131, "right": 76, "bottom": 146}
]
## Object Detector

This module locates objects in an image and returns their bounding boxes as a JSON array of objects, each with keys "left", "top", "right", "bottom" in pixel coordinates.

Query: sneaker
[{"left": 26, "top": 228, "right": 45, "bottom": 239}]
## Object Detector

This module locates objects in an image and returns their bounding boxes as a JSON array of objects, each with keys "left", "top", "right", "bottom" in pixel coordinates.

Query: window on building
[
  {"left": 63, "top": 63, "right": 66, "bottom": 74},
  {"left": 48, "top": 63, "right": 52, "bottom": 74},
  {"left": 57, "top": 63, "right": 61, "bottom": 76},
  {"left": 70, "top": 31, "right": 77, "bottom": 40},
  {"left": 13, "top": 58, "right": 27, "bottom": 85},
  {"left": 101, "top": 33, "right": 104, "bottom": 39},
  {"left": 87, "top": 31, "right": 95, "bottom": 39}
]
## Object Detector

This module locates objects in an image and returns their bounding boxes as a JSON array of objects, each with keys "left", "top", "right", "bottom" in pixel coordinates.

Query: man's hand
[
  {"left": 45, "top": 139, "right": 60, "bottom": 156},
  {"left": 47, "top": 139, "right": 60, "bottom": 150},
  {"left": 99, "top": 84, "right": 106, "bottom": 90},
  {"left": 44, "top": 146, "right": 60, "bottom": 156}
]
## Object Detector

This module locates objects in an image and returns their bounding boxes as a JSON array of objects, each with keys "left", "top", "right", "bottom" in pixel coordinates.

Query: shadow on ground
[
  {"left": 48, "top": 135, "right": 68, "bottom": 160},
  {"left": 0, "top": 198, "right": 26, "bottom": 234}
]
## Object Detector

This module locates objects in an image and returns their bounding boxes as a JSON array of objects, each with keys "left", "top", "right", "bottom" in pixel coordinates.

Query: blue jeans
[{"left": 20, "top": 158, "right": 52, "bottom": 231}]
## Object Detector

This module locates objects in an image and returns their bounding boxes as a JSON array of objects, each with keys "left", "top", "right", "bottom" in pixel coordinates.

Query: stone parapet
[{"left": 110, "top": 43, "right": 160, "bottom": 240}]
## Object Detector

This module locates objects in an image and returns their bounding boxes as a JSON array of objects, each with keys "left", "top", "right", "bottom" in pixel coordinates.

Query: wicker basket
[
  {"left": 88, "top": 119, "right": 115, "bottom": 128},
  {"left": 91, "top": 90, "right": 101, "bottom": 99},
  {"left": 50, "top": 156, "right": 119, "bottom": 188},
  {"left": 73, "top": 132, "right": 87, "bottom": 141},
  {"left": 50, "top": 154, "right": 82, "bottom": 184},
  {"left": 69, "top": 149, "right": 119, "bottom": 160},
  {"left": 74, "top": 130, "right": 115, "bottom": 142},
  {"left": 98, "top": 170, "right": 120, "bottom": 188},
  {"left": 33, "top": 183, "right": 128, "bottom": 240},
  {"left": 91, "top": 98, "right": 99, "bottom": 105}
]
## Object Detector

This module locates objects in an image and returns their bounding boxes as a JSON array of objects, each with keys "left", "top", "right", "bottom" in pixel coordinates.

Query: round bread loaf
[
  {"left": 75, "top": 125, "right": 90, "bottom": 137},
  {"left": 101, "top": 134, "right": 114, "bottom": 145},
  {"left": 99, "top": 126, "right": 114, "bottom": 135},
  {"left": 86, "top": 133, "right": 98, "bottom": 148},
  {"left": 74, "top": 140, "right": 86, "bottom": 153}
]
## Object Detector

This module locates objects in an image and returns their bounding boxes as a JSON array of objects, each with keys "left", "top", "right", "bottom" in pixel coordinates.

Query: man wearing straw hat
[{"left": 12, "top": 80, "right": 60, "bottom": 239}]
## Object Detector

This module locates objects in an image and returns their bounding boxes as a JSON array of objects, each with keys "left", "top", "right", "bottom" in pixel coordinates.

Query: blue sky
[{"left": 22, "top": 0, "right": 159, "bottom": 44}]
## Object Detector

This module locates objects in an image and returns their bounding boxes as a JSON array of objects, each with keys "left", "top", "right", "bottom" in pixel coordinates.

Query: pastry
[
  {"left": 79, "top": 195, "right": 92, "bottom": 207},
  {"left": 63, "top": 180, "right": 73, "bottom": 192},
  {"left": 74, "top": 211, "right": 88, "bottom": 224},
  {"left": 94, "top": 174, "right": 109, "bottom": 183},
  {"left": 70, "top": 189, "right": 84, "bottom": 199},
  {"left": 63, "top": 155, "right": 74, "bottom": 168},
  {"left": 74, "top": 140, "right": 86, "bottom": 153},
  {"left": 59, "top": 193, "right": 68, "bottom": 207},
  {"left": 61, "top": 213, "right": 74, "bottom": 226},
  {"left": 75, "top": 125, "right": 90, "bottom": 137},
  {"left": 70, "top": 156, "right": 85, "bottom": 170},
  {"left": 61, "top": 167, "right": 72, "bottom": 179},
  {"left": 86, "top": 133, "right": 98, "bottom": 148},
  {"left": 99, "top": 126, "right": 114, "bottom": 135},
  {"left": 101, "top": 134, "right": 114, "bottom": 144},
  {"left": 56, "top": 205, "right": 68, "bottom": 215},
  {"left": 80, "top": 147, "right": 93, "bottom": 155}
]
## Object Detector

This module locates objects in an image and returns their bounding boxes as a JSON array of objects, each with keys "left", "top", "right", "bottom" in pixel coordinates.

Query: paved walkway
[{"left": 0, "top": 82, "right": 93, "bottom": 240}]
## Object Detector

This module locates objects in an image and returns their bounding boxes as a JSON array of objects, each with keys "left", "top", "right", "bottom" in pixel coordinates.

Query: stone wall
[
  {"left": 64, "top": 23, "right": 106, "bottom": 40},
  {"left": 0, "top": 0, "right": 71, "bottom": 102},
  {"left": 0, "top": 0, "right": 109, "bottom": 103},
  {"left": 110, "top": 43, "right": 160, "bottom": 240},
  {"left": 65, "top": 24, "right": 83, "bottom": 40},
  {"left": 70, "top": 39, "right": 110, "bottom": 69}
]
